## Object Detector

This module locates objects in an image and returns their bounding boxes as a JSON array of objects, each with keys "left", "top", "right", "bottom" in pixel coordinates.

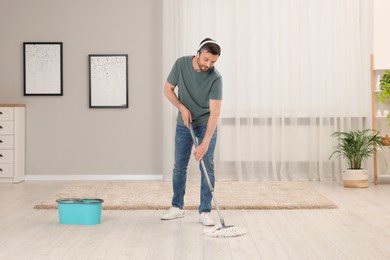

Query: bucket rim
[{"left": 56, "top": 198, "right": 104, "bottom": 204}]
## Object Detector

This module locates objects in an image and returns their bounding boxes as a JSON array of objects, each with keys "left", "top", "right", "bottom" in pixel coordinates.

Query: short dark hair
[{"left": 198, "top": 38, "right": 221, "bottom": 56}]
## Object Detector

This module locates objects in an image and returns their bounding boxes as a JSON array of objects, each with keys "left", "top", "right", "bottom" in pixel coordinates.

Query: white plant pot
[{"left": 342, "top": 169, "right": 369, "bottom": 188}]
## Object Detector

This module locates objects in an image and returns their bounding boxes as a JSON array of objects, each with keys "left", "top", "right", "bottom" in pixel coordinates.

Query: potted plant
[
  {"left": 329, "top": 129, "right": 382, "bottom": 188},
  {"left": 378, "top": 70, "right": 390, "bottom": 103}
]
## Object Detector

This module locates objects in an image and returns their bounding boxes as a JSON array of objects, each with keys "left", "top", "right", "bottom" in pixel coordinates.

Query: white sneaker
[
  {"left": 199, "top": 212, "right": 215, "bottom": 226},
  {"left": 161, "top": 207, "right": 185, "bottom": 220}
]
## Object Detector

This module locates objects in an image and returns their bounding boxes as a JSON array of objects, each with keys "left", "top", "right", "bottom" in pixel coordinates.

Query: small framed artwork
[
  {"left": 23, "top": 42, "right": 63, "bottom": 96},
  {"left": 89, "top": 54, "right": 128, "bottom": 108}
]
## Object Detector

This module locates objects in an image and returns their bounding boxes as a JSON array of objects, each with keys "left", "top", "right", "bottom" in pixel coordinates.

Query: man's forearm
[
  {"left": 164, "top": 81, "right": 192, "bottom": 127},
  {"left": 202, "top": 114, "right": 219, "bottom": 145},
  {"left": 164, "top": 86, "right": 184, "bottom": 111},
  {"left": 202, "top": 99, "right": 221, "bottom": 145}
]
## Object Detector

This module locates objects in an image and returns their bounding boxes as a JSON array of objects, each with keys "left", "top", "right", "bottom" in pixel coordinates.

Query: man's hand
[
  {"left": 194, "top": 140, "right": 209, "bottom": 161},
  {"left": 179, "top": 105, "right": 192, "bottom": 128}
]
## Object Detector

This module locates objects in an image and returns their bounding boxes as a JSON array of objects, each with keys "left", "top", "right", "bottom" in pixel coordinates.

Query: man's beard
[{"left": 197, "top": 59, "right": 209, "bottom": 72}]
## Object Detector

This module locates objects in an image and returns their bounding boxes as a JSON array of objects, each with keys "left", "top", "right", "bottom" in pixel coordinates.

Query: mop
[{"left": 189, "top": 123, "right": 247, "bottom": 238}]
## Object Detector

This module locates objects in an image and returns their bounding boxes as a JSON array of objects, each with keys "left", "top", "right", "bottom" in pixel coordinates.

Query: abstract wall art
[
  {"left": 23, "top": 42, "right": 63, "bottom": 96},
  {"left": 89, "top": 54, "right": 128, "bottom": 108}
]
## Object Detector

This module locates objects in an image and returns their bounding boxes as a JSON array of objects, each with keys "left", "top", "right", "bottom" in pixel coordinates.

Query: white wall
[
  {"left": 0, "top": 0, "right": 163, "bottom": 177},
  {"left": 373, "top": 0, "right": 390, "bottom": 69}
]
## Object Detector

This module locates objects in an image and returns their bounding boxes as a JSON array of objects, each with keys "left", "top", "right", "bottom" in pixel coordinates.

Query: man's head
[
  {"left": 196, "top": 38, "right": 220, "bottom": 72},
  {"left": 197, "top": 38, "right": 221, "bottom": 57}
]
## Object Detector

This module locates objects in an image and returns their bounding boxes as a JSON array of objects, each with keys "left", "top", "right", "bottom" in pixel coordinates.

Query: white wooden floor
[{"left": 1, "top": 180, "right": 390, "bottom": 260}]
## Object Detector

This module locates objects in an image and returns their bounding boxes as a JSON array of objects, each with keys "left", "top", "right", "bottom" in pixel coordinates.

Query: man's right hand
[{"left": 179, "top": 105, "right": 192, "bottom": 128}]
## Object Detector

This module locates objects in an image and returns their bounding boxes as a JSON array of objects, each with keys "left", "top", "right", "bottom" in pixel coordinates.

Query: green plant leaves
[
  {"left": 329, "top": 129, "right": 383, "bottom": 169},
  {"left": 378, "top": 70, "right": 390, "bottom": 103}
]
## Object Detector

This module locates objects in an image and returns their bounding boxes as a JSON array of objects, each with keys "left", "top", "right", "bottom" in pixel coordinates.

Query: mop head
[{"left": 204, "top": 225, "right": 247, "bottom": 238}]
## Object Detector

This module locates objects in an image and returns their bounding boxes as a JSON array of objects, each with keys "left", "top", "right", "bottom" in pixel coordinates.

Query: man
[{"left": 161, "top": 38, "right": 222, "bottom": 226}]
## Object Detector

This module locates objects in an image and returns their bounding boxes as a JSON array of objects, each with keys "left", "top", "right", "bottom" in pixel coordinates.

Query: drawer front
[
  {"left": 0, "top": 121, "right": 14, "bottom": 135},
  {"left": 0, "top": 107, "right": 14, "bottom": 121},
  {"left": 0, "top": 136, "right": 13, "bottom": 149},
  {"left": 0, "top": 150, "right": 13, "bottom": 163},
  {"left": 0, "top": 164, "right": 13, "bottom": 178}
]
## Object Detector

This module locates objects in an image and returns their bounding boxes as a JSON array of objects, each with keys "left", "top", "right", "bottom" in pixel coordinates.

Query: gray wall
[{"left": 0, "top": 0, "right": 163, "bottom": 176}]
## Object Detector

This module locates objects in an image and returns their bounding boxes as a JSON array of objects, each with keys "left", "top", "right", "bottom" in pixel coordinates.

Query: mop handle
[{"left": 188, "top": 123, "right": 226, "bottom": 227}]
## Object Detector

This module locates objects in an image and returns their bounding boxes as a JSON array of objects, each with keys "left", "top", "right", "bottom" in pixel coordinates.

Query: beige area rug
[{"left": 34, "top": 181, "right": 337, "bottom": 210}]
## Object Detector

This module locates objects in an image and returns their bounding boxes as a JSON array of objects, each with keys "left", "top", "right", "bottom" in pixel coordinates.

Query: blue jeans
[{"left": 172, "top": 124, "right": 217, "bottom": 213}]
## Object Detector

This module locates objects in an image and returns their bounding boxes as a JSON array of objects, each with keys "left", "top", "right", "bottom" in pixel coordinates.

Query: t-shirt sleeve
[
  {"left": 167, "top": 59, "right": 179, "bottom": 86},
  {"left": 209, "top": 77, "right": 223, "bottom": 100}
]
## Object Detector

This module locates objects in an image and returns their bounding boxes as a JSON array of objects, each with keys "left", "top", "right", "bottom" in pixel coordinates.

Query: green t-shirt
[{"left": 167, "top": 56, "right": 223, "bottom": 127}]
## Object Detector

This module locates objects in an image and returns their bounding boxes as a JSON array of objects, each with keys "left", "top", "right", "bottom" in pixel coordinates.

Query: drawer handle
[
  {"left": 0, "top": 140, "right": 2, "bottom": 143},
  {"left": 0, "top": 154, "right": 2, "bottom": 157},
  {"left": 0, "top": 126, "right": 2, "bottom": 129},
  {"left": 0, "top": 111, "right": 3, "bottom": 114},
  {"left": 0, "top": 168, "right": 2, "bottom": 172}
]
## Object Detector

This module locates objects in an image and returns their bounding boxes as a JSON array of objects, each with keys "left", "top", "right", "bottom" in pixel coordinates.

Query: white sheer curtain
[{"left": 162, "top": 0, "right": 373, "bottom": 181}]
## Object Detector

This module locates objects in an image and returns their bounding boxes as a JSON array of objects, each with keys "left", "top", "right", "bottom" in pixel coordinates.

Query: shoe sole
[
  {"left": 199, "top": 221, "right": 215, "bottom": 227},
  {"left": 199, "top": 220, "right": 216, "bottom": 226},
  {"left": 161, "top": 213, "right": 185, "bottom": 220}
]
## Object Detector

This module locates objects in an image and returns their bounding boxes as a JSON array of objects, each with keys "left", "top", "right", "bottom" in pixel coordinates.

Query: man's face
[{"left": 198, "top": 51, "right": 219, "bottom": 72}]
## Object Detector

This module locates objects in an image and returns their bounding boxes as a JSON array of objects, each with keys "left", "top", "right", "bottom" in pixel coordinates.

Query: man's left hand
[{"left": 194, "top": 142, "right": 209, "bottom": 161}]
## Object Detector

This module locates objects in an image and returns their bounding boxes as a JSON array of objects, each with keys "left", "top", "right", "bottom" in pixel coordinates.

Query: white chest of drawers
[{"left": 0, "top": 105, "right": 25, "bottom": 183}]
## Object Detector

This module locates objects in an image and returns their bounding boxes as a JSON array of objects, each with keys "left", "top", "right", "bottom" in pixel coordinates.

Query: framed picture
[
  {"left": 23, "top": 42, "right": 63, "bottom": 95},
  {"left": 89, "top": 54, "right": 128, "bottom": 108}
]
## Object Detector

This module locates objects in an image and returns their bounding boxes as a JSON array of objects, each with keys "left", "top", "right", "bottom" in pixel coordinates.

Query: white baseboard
[{"left": 25, "top": 175, "right": 163, "bottom": 181}]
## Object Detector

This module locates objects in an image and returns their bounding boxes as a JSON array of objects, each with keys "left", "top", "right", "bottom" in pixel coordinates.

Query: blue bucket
[{"left": 56, "top": 198, "right": 104, "bottom": 225}]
